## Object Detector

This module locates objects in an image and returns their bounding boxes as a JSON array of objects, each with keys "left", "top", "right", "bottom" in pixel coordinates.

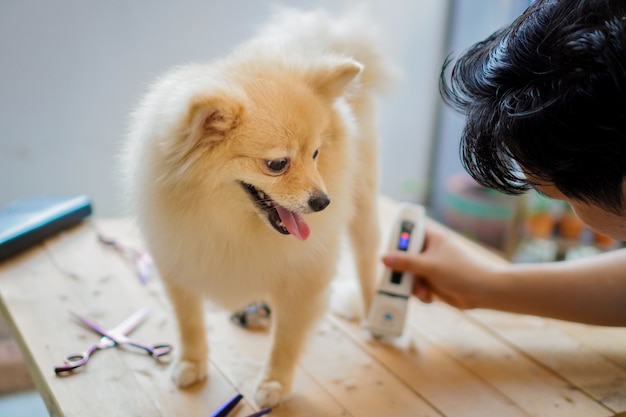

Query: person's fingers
[
  {"left": 413, "top": 277, "right": 433, "bottom": 303},
  {"left": 383, "top": 254, "right": 434, "bottom": 303},
  {"left": 382, "top": 252, "right": 425, "bottom": 275}
]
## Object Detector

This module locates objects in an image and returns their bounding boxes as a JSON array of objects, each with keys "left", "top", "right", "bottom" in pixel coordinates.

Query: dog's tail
[{"left": 254, "top": 7, "right": 400, "bottom": 94}]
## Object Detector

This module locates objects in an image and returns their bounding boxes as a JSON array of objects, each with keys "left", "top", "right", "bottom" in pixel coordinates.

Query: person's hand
[{"left": 381, "top": 219, "right": 508, "bottom": 309}]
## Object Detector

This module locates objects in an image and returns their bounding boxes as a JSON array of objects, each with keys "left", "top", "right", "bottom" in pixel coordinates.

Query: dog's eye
[
  {"left": 312, "top": 149, "right": 319, "bottom": 160},
  {"left": 266, "top": 158, "right": 289, "bottom": 173}
]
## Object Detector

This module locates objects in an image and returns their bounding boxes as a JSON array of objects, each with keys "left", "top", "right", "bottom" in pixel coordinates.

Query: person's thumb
[{"left": 382, "top": 252, "right": 424, "bottom": 275}]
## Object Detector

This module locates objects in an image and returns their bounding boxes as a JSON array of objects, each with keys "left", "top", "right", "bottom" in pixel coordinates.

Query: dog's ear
[
  {"left": 308, "top": 58, "right": 363, "bottom": 99},
  {"left": 187, "top": 95, "right": 243, "bottom": 144},
  {"left": 159, "top": 94, "right": 243, "bottom": 168}
]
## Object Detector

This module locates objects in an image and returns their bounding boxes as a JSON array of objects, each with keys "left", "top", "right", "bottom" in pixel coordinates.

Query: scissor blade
[
  {"left": 70, "top": 306, "right": 150, "bottom": 338},
  {"left": 110, "top": 306, "right": 151, "bottom": 336}
]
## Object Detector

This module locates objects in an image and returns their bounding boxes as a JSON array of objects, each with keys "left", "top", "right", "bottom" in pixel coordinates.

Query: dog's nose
[{"left": 309, "top": 194, "right": 330, "bottom": 212}]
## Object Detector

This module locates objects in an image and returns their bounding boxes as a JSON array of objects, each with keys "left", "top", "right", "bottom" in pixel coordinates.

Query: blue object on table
[
  {"left": 0, "top": 195, "right": 92, "bottom": 261},
  {"left": 211, "top": 393, "right": 272, "bottom": 417}
]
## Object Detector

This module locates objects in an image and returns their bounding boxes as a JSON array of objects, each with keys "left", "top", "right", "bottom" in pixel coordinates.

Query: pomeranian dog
[{"left": 124, "top": 8, "right": 394, "bottom": 408}]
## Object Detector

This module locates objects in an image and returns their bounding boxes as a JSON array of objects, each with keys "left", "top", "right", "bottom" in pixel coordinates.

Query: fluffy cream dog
[{"left": 125, "top": 8, "right": 393, "bottom": 408}]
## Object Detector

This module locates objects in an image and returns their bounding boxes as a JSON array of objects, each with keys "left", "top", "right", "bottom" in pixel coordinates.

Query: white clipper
[{"left": 366, "top": 203, "right": 425, "bottom": 339}]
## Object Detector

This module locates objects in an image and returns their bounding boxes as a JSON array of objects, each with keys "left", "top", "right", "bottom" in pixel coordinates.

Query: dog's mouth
[{"left": 240, "top": 182, "right": 311, "bottom": 241}]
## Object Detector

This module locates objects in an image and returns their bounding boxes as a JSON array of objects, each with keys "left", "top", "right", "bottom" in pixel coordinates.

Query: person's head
[{"left": 440, "top": 0, "right": 626, "bottom": 239}]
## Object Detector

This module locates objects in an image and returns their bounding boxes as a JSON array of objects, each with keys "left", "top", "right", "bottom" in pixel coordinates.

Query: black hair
[{"left": 440, "top": 0, "right": 626, "bottom": 213}]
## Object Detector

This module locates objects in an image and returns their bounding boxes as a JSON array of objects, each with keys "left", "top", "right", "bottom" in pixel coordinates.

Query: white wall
[{"left": 0, "top": 0, "right": 449, "bottom": 216}]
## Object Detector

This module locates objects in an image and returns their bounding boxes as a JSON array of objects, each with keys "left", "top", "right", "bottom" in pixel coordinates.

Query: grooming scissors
[{"left": 55, "top": 306, "right": 171, "bottom": 374}]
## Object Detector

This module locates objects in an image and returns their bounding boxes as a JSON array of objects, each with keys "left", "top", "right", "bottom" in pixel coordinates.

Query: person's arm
[
  {"left": 383, "top": 218, "right": 626, "bottom": 326},
  {"left": 483, "top": 250, "right": 626, "bottom": 325}
]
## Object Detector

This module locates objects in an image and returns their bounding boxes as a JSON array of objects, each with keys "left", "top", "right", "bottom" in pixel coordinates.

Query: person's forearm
[{"left": 481, "top": 248, "right": 626, "bottom": 326}]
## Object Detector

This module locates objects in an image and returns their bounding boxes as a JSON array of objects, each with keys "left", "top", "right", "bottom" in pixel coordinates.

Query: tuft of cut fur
[{"left": 124, "top": 7, "right": 395, "bottom": 408}]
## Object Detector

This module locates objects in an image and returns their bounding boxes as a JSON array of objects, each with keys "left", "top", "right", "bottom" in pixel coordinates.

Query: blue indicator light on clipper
[
  {"left": 397, "top": 220, "right": 414, "bottom": 251},
  {"left": 398, "top": 232, "right": 410, "bottom": 250}
]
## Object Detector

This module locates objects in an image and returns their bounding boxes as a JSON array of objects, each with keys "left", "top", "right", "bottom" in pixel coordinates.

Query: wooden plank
[
  {"left": 0, "top": 229, "right": 155, "bottom": 416},
  {"left": 551, "top": 320, "right": 626, "bottom": 370},
  {"left": 470, "top": 310, "right": 626, "bottom": 411},
  {"left": 0, "top": 221, "right": 257, "bottom": 416},
  {"left": 205, "top": 309, "right": 358, "bottom": 417},
  {"left": 300, "top": 319, "right": 441, "bottom": 417},
  {"left": 330, "top": 313, "right": 530, "bottom": 417},
  {"left": 410, "top": 302, "right": 613, "bottom": 417}
]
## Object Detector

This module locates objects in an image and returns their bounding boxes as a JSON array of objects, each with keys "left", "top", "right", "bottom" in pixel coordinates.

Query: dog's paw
[
  {"left": 329, "top": 279, "right": 364, "bottom": 320},
  {"left": 171, "top": 359, "right": 208, "bottom": 388},
  {"left": 255, "top": 380, "right": 287, "bottom": 408}
]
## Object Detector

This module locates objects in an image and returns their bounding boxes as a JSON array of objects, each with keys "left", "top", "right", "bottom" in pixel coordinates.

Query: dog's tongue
[{"left": 275, "top": 205, "right": 310, "bottom": 241}]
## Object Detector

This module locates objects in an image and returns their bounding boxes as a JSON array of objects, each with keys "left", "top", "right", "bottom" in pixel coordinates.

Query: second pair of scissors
[
  {"left": 55, "top": 306, "right": 172, "bottom": 374},
  {"left": 211, "top": 393, "right": 271, "bottom": 417}
]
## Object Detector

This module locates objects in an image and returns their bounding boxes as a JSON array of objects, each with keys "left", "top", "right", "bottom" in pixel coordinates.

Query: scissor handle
[
  {"left": 55, "top": 354, "right": 87, "bottom": 374},
  {"left": 54, "top": 344, "right": 97, "bottom": 374},
  {"left": 211, "top": 393, "right": 243, "bottom": 417},
  {"left": 149, "top": 343, "right": 173, "bottom": 358},
  {"left": 124, "top": 340, "right": 173, "bottom": 358},
  {"left": 245, "top": 408, "right": 272, "bottom": 417},
  {"left": 210, "top": 393, "right": 271, "bottom": 417}
]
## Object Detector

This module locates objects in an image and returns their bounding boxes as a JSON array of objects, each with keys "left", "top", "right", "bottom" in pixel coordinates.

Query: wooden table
[{"left": 1, "top": 197, "right": 625, "bottom": 417}]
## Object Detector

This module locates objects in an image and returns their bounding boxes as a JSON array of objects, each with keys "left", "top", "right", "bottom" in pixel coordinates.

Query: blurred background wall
[
  {"left": 0, "top": 0, "right": 530, "bottom": 218},
  {"left": 0, "top": 0, "right": 449, "bottom": 216}
]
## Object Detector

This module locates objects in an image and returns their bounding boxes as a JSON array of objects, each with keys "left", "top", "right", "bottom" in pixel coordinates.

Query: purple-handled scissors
[
  {"left": 55, "top": 306, "right": 152, "bottom": 374},
  {"left": 211, "top": 393, "right": 272, "bottom": 417},
  {"left": 69, "top": 309, "right": 172, "bottom": 359}
]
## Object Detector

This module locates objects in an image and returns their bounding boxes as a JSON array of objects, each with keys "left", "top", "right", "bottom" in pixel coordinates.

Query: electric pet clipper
[{"left": 366, "top": 203, "right": 425, "bottom": 339}]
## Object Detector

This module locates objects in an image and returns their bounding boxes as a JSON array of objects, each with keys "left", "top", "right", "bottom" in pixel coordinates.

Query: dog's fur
[{"left": 124, "top": 8, "right": 393, "bottom": 407}]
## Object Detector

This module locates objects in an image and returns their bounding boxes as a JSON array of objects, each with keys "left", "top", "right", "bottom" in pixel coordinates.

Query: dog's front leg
[
  {"left": 255, "top": 288, "right": 328, "bottom": 408},
  {"left": 163, "top": 278, "right": 209, "bottom": 388},
  {"left": 349, "top": 196, "right": 380, "bottom": 314}
]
